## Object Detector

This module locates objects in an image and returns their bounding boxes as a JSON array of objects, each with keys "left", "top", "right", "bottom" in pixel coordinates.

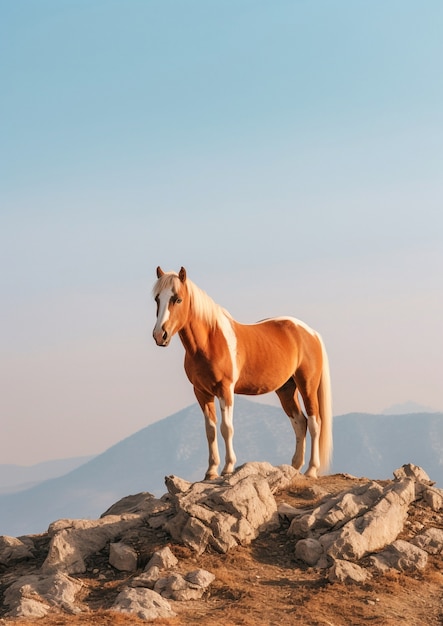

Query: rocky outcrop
[
  {"left": 1, "top": 462, "right": 295, "bottom": 620},
  {"left": 164, "top": 462, "right": 297, "bottom": 554},
  {"left": 288, "top": 478, "right": 416, "bottom": 562},
  {"left": 1, "top": 462, "right": 442, "bottom": 621},
  {"left": 283, "top": 463, "right": 443, "bottom": 577},
  {"left": 42, "top": 495, "right": 169, "bottom": 575}
]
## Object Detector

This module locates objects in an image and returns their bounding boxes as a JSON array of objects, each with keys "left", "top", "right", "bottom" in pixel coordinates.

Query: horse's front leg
[
  {"left": 194, "top": 389, "right": 220, "bottom": 480},
  {"left": 219, "top": 396, "right": 237, "bottom": 475}
]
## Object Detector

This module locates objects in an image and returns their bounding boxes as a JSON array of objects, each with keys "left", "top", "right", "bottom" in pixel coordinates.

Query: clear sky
[{"left": 1, "top": 1, "right": 442, "bottom": 465}]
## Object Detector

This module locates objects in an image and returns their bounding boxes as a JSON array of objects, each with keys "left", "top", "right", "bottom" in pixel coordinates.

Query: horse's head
[{"left": 152, "top": 266, "right": 189, "bottom": 346}]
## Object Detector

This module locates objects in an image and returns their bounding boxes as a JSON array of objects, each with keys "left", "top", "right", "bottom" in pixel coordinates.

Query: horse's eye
[{"left": 175, "top": 298, "right": 182, "bottom": 304}]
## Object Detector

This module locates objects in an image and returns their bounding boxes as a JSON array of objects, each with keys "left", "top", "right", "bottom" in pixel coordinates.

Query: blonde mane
[{"left": 153, "top": 272, "right": 230, "bottom": 328}]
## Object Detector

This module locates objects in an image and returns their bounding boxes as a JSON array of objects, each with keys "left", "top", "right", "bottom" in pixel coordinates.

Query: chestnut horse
[{"left": 152, "top": 267, "right": 332, "bottom": 480}]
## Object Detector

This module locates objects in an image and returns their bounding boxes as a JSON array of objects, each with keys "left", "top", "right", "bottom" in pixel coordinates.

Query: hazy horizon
[
  {"left": 1, "top": 399, "right": 440, "bottom": 468},
  {"left": 2, "top": 1, "right": 442, "bottom": 465}
]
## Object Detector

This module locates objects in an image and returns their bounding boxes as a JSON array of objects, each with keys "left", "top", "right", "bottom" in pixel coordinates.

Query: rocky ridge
[{"left": 0, "top": 462, "right": 442, "bottom": 623}]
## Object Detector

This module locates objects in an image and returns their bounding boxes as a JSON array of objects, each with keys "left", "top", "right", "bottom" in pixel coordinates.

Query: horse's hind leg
[
  {"left": 276, "top": 378, "right": 307, "bottom": 472},
  {"left": 295, "top": 370, "right": 321, "bottom": 478}
]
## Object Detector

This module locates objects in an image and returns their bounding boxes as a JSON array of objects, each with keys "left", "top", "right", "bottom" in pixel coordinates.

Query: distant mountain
[
  {"left": 0, "top": 456, "right": 95, "bottom": 495},
  {"left": 332, "top": 412, "right": 443, "bottom": 482},
  {"left": 381, "top": 401, "right": 438, "bottom": 415},
  {"left": 0, "top": 398, "right": 442, "bottom": 537}
]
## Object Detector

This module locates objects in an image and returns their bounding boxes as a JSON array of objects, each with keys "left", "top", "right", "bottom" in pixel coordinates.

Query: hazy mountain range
[
  {"left": 0, "top": 456, "right": 94, "bottom": 495},
  {"left": 1, "top": 397, "right": 442, "bottom": 537}
]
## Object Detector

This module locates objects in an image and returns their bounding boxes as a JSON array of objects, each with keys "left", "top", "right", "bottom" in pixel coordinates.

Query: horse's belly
[
  {"left": 234, "top": 383, "right": 275, "bottom": 395},
  {"left": 234, "top": 371, "right": 289, "bottom": 395}
]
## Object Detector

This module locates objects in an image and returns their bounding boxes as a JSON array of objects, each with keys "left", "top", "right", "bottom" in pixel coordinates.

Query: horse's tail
[{"left": 317, "top": 334, "right": 333, "bottom": 474}]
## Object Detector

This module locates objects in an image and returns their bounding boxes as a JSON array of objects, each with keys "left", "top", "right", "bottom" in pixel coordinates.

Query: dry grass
[{"left": 1, "top": 474, "right": 442, "bottom": 626}]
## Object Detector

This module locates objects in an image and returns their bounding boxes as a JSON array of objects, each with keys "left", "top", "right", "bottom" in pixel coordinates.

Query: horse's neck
[{"left": 178, "top": 318, "right": 214, "bottom": 355}]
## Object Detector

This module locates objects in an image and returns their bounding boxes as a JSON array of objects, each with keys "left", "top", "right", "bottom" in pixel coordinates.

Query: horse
[{"left": 152, "top": 266, "right": 332, "bottom": 480}]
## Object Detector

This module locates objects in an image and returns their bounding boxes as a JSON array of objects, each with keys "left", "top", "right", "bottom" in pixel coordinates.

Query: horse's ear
[
  {"left": 156, "top": 266, "right": 165, "bottom": 278},
  {"left": 179, "top": 267, "right": 187, "bottom": 283}
]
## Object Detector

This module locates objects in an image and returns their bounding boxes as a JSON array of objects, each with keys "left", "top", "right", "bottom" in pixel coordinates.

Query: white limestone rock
[{"left": 112, "top": 587, "right": 176, "bottom": 620}]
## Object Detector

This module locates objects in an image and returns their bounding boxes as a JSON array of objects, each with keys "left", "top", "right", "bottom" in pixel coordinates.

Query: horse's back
[
  {"left": 236, "top": 316, "right": 319, "bottom": 357},
  {"left": 233, "top": 316, "right": 322, "bottom": 395}
]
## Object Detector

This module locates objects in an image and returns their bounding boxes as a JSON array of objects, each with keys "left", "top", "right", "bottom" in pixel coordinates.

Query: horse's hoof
[
  {"left": 291, "top": 463, "right": 303, "bottom": 473},
  {"left": 204, "top": 472, "right": 219, "bottom": 481},
  {"left": 304, "top": 467, "right": 318, "bottom": 478}
]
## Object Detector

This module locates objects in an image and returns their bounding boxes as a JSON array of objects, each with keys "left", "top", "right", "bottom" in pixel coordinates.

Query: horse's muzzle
[{"left": 153, "top": 329, "right": 170, "bottom": 346}]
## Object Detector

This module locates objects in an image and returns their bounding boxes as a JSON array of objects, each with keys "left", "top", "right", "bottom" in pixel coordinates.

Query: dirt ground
[{"left": 1, "top": 474, "right": 442, "bottom": 626}]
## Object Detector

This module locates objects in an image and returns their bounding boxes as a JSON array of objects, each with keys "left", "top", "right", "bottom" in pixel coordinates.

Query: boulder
[
  {"left": 294, "top": 538, "right": 325, "bottom": 566},
  {"left": 164, "top": 462, "right": 292, "bottom": 554},
  {"left": 185, "top": 568, "right": 216, "bottom": 588},
  {"left": 411, "top": 527, "right": 443, "bottom": 554},
  {"left": 145, "top": 546, "right": 178, "bottom": 570},
  {"left": 5, "top": 596, "right": 50, "bottom": 619},
  {"left": 154, "top": 569, "right": 215, "bottom": 601},
  {"left": 42, "top": 517, "right": 142, "bottom": 574},
  {"left": 328, "top": 560, "right": 371, "bottom": 583},
  {"left": 164, "top": 475, "right": 194, "bottom": 495},
  {"left": 238, "top": 462, "right": 298, "bottom": 493},
  {"left": 42, "top": 495, "right": 168, "bottom": 575},
  {"left": 109, "top": 541, "right": 138, "bottom": 572},
  {"left": 289, "top": 481, "right": 385, "bottom": 538},
  {"left": 112, "top": 587, "right": 176, "bottom": 620},
  {"left": 0, "top": 536, "right": 34, "bottom": 565},
  {"left": 370, "top": 540, "right": 428, "bottom": 573},
  {"left": 131, "top": 566, "right": 160, "bottom": 589},
  {"left": 4, "top": 573, "right": 83, "bottom": 617},
  {"left": 421, "top": 486, "right": 443, "bottom": 511},
  {"left": 393, "top": 463, "right": 433, "bottom": 484},
  {"left": 130, "top": 548, "right": 179, "bottom": 591},
  {"left": 322, "top": 479, "right": 416, "bottom": 561},
  {"left": 101, "top": 492, "right": 167, "bottom": 517},
  {"left": 131, "top": 564, "right": 215, "bottom": 599},
  {"left": 278, "top": 502, "right": 300, "bottom": 521}
]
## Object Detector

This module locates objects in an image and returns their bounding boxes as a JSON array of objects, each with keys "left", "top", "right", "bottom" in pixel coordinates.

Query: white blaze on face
[{"left": 153, "top": 287, "right": 173, "bottom": 342}]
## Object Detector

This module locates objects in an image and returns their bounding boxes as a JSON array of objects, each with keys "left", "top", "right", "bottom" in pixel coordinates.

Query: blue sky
[{"left": 1, "top": 1, "right": 442, "bottom": 465}]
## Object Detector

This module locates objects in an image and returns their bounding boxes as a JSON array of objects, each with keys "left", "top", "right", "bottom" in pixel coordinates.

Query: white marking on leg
[
  {"left": 216, "top": 313, "right": 238, "bottom": 475},
  {"left": 305, "top": 415, "right": 320, "bottom": 478},
  {"left": 204, "top": 409, "right": 220, "bottom": 480},
  {"left": 219, "top": 395, "right": 237, "bottom": 475}
]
